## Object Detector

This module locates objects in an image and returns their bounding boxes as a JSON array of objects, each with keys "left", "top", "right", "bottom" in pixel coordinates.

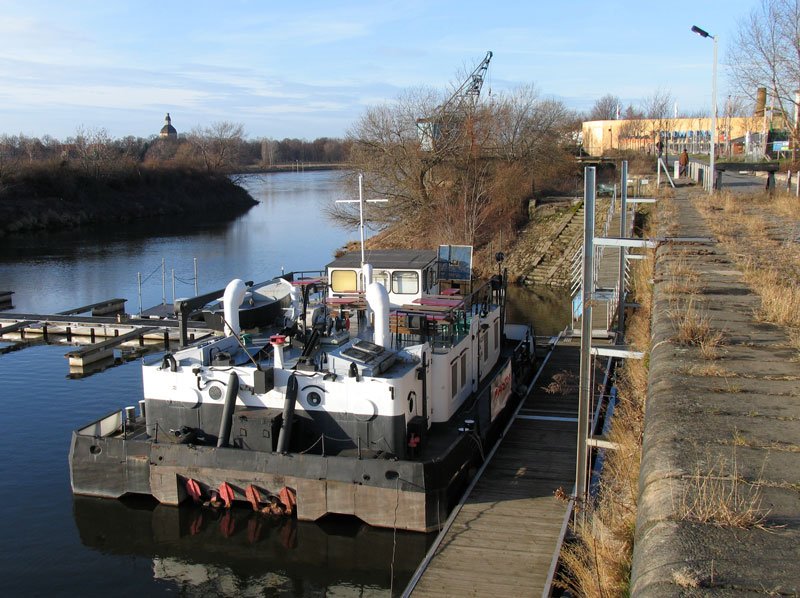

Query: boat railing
[{"left": 76, "top": 409, "right": 125, "bottom": 438}]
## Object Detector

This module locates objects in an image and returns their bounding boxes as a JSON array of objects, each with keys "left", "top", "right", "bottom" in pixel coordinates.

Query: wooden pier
[
  {"left": 0, "top": 300, "right": 216, "bottom": 368},
  {"left": 407, "top": 336, "right": 588, "bottom": 597}
]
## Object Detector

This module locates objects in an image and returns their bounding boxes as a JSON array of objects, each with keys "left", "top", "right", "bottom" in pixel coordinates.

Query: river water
[{"left": 0, "top": 170, "right": 569, "bottom": 597}]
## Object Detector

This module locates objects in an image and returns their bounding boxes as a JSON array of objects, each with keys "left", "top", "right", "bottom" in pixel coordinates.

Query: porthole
[
  {"left": 209, "top": 385, "right": 223, "bottom": 400},
  {"left": 307, "top": 391, "right": 322, "bottom": 407},
  {"left": 407, "top": 391, "right": 416, "bottom": 413},
  {"left": 89, "top": 445, "right": 102, "bottom": 455}
]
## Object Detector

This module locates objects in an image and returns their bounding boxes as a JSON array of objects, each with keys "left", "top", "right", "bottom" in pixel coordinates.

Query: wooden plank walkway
[{"left": 410, "top": 338, "right": 582, "bottom": 597}]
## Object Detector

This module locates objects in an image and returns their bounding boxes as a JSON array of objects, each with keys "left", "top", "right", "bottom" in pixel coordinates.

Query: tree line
[{"left": 0, "top": 125, "right": 351, "bottom": 186}]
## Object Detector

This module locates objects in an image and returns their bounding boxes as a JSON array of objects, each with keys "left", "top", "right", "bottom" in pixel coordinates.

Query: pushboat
[{"left": 69, "top": 246, "right": 536, "bottom": 532}]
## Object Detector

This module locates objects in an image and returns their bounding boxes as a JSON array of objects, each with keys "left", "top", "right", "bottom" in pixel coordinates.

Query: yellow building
[{"left": 582, "top": 116, "right": 761, "bottom": 156}]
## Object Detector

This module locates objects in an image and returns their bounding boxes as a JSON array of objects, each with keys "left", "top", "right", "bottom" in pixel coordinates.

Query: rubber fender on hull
[
  {"left": 276, "top": 374, "right": 298, "bottom": 453},
  {"left": 216, "top": 372, "right": 239, "bottom": 448}
]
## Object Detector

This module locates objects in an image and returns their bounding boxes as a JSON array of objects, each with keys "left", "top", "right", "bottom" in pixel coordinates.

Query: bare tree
[
  {"left": 187, "top": 121, "right": 245, "bottom": 173},
  {"left": 641, "top": 89, "right": 676, "bottom": 155},
  {"left": 588, "top": 94, "right": 621, "bottom": 121},
  {"left": 70, "top": 127, "right": 120, "bottom": 177},
  {"left": 344, "top": 83, "right": 574, "bottom": 249},
  {"left": 728, "top": 0, "right": 800, "bottom": 157}
]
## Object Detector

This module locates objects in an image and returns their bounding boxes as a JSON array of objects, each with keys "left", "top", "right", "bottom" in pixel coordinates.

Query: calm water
[{"left": 0, "top": 170, "right": 569, "bottom": 597}]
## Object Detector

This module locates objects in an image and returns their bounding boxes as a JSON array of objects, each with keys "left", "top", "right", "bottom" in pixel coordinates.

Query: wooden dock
[{"left": 407, "top": 337, "right": 584, "bottom": 597}]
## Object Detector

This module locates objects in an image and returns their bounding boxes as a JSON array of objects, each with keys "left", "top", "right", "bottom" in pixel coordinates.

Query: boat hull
[{"left": 69, "top": 426, "right": 486, "bottom": 532}]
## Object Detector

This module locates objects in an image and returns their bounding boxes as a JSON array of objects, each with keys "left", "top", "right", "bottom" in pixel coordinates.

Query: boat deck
[{"left": 408, "top": 336, "right": 586, "bottom": 596}]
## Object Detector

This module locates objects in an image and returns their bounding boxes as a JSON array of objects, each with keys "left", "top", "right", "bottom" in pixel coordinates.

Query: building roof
[
  {"left": 327, "top": 249, "right": 438, "bottom": 270},
  {"left": 160, "top": 113, "right": 177, "bottom": 138}
]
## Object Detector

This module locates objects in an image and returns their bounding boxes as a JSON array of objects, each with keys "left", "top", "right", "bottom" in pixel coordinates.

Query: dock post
[
  {"left": 42, "top": 324, "right": 48, "bottom": 341},
  {"left": 576, "top": 166, "right": 596, "bottom": 524},
  {"left": 66, "top": 326, "right": 71, "bottom": 341},
  {"left": 139, "top": 333, "right": 145, "bottom": 347},
  {"left": 163, "top": 329, "right": 169, "bottom": 350},
  {"left": 162, "top": 258, "right": 166, "bottom": 305},
  {"left": 137, "top": 272, "right": 142, "bottom": 316},
  {"left": 617, "top": 161, "right": 628, "bottom": 334},
  {"left": 90, "top": 328, "right": 96, "bottom": 343},
  {"left": 194, "top": 258, "right": 198, "bottom": 296}
]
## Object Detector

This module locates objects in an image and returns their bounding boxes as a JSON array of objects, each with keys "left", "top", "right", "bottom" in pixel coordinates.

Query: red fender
[
  {"left": 218, "top": 482, "right": 235, "bottom": 509},
  {"left": 278, "top": 486, "right": 297, "bottom": 516},
  {"left": 185, "top": 478, "right": 202, "bottom": 504},
  {"left": 245, "top": 484, "right": 262, "bottom": 512},
  {"left": 219, "top": 511, "right": 236, "bottom": 537}
]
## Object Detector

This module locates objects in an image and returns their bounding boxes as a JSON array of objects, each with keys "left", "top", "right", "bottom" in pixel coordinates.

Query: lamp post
[{"left": 692, "top": 25, "right": 717, "bottom": 193}]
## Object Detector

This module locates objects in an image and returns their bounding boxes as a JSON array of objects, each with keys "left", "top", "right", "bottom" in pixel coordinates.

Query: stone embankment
[
  {"left": 630, "top": 186, "right": 800, "bottom": 595},
  {"left": 503, "top": 198, "right": 584, "bottom": 286}
]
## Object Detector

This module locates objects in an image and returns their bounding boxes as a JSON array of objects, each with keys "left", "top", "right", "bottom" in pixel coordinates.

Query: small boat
[
  {"left": 202, "top": 277, "right": 294, "bottom": 331},
  {"left": 69, "top": 246, "right": 537, "bottom": 532}
]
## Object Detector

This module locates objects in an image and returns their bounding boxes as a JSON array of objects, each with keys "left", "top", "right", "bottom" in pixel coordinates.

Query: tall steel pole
[
  {"left": 576, "top": 166, "right": 595, "bottom": 522},
  {"left": 711, "top": 35, "right": 718, "bottom": 192},
  {"left": 692, "top": 25, "right": 717, "bottom": 193},
  {"left": 617, "top": 161, "right": 628, "bottom": 334}
]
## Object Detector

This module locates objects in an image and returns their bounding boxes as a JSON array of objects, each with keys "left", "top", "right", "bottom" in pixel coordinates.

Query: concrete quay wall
[{"left": 629, "top": 189, "right": 800, "bottom": 595}]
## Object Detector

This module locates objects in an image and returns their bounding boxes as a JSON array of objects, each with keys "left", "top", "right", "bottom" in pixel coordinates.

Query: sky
[{"left": 0, "top": 0, "right": 759, "bottom": 141}]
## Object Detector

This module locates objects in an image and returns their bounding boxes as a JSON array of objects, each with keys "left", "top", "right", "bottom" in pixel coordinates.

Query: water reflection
[
  {"left": 505, "top": 284, "right": 571, "bottom": 336},
  {"left": 73, "top": 497, "right": 431, "bottom": 596}
]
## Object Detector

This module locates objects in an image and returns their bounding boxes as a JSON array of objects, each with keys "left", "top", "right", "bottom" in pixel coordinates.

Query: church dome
[{"left": 159, "top": 113, "right": 177, "bottom": 138}]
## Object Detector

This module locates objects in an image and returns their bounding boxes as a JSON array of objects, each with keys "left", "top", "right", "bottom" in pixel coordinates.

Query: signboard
[
  {"left": 773, "top": 140, "right": 789, "bottom": 152},
  {"left": 437, "top": 245, "right": 473, "bottom": 281},
  {"left": 490, "top": 360, "right": 513, "bottom": 421}
]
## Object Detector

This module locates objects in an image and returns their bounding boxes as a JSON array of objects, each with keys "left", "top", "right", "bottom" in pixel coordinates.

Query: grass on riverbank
[
  {"left": 700, "top": 189, "right": 800, "bottom": 351},
  {"left": 556, "top": 203, "right": 656, "bottom": 597}
]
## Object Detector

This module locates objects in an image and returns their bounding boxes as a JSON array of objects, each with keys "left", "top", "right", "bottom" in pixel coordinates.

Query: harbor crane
[{"left": 417, "top": 51, "right": 493, "bottom": 153}]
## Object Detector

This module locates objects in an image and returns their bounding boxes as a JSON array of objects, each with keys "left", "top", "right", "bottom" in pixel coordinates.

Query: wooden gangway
[{"left": 407, "top": 336, "right": 584, "bottom": 597}]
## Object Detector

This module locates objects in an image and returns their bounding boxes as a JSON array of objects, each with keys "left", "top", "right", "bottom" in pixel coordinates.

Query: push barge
[{"left": 69, "top": 247, "right": 535, "bottom": 532}]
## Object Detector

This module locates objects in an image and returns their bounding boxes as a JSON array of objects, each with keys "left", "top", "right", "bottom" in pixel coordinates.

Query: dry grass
[
  {"left": 669, "top": 299, "right": 724, "bottom": 359},
  {"left": 743, "top": 265, "right": 800, "bottom": 329},
  {"left": 678, "top": 457, "right": 769, "bottom": 529},
  {"left": 557, "top": 225, "right": 654, "bottom": 597}
]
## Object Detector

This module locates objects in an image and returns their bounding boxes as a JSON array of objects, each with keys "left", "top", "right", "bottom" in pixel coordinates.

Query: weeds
[{"left": 678, "top": 457, "right": 769, "bottom": 529}]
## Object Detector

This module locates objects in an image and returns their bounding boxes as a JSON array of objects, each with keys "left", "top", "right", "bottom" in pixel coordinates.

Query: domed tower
[{"left": 159, "top": 113, "right": 177, "bottom": 139}]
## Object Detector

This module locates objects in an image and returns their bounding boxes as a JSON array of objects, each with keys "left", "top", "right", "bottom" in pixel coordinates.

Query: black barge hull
[{"left": 69, "top": 420, "right": 485, "bottom": 532}]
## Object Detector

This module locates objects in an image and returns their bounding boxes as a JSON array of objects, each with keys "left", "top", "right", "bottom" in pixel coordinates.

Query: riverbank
[
  {"left": 0, "top": 166, "right": 257, "bottom": 236},
  {"left": 631, "top": 184, "right": 800, "bottom": 595}
]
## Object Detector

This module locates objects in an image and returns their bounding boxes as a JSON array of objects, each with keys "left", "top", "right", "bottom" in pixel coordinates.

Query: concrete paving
[{"left": 630, "top": 180, "right": 800, "bottom": 595}]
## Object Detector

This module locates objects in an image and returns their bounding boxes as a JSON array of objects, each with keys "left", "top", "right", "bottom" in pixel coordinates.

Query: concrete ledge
[{"left": 629, "top": 190, "right": 800, "bottom": 596}]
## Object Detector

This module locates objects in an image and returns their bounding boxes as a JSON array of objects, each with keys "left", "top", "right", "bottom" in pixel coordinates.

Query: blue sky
[{"left": 0, "top": 0, "right": 757, "bottom": 141}]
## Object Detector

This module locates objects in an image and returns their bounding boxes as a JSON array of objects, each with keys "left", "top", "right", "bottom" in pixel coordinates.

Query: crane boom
[{"left": 417, "top": 51, "right": 493, "bottom": 152}]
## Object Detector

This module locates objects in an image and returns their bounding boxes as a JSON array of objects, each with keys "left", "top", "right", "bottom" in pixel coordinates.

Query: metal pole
[
  {"left": 358, "top": 172, "right": 366, "bottom": 267},
  {"left": 137, "top": 272, "right": 142, "bottom": 316},
  {"left": 162, "top": 257, "right": 166, "bottom": 305},
  {"left": 710, "top": 35, "right": 718, "bottom": 193},
  {"left": 194, "top": 258, "right": 198, "bottom": 296},
  {"left": 172, "top": 268, "right": 176, "bottom": 304},
  {"left": 576, "top": 166, "right": 595, "bottom": 523},
  {"left": 617, "top": 161, "right": 628, "bottom": 334}
]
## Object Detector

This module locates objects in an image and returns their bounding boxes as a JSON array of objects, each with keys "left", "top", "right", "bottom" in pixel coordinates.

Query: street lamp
[{"left": 692, "top": 25, "right": 718, "bottom": 193}]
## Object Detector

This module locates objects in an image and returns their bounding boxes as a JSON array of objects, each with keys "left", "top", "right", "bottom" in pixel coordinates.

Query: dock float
[
  {"left": 57, "top": 298, "right": 126, "bottom": 316},
  {"left": 406, "top": 336, "right": 586, "bottom": 597},
  {"left": 64, "top": 326, "right": 160, "bottom": 366}
]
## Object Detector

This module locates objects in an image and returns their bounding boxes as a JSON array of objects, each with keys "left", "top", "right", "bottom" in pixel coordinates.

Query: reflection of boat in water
[
  {"left": 70, "top": 245, "right": 537, "bottom": 532},
  {"left": 202, "top": 277, "right": 294, "bottom": 331},
  {"left": 73, "top": 496, "right": 430, "bottom": 593}
]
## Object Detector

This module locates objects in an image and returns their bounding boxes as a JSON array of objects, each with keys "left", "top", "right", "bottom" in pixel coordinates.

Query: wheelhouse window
[
  {"left": 451, "top": 361, "right": 458, "bottom": 398},
  {"left": 392, "top": 271, "right": 419, "bottom": 295},
  {"left": 494, "top": 319, "right": 499, "bottom": 350},
  {"left": 331, "top": 269, "right": 358, "bottom": 293},
  {"left": 373, "top": 269, "right": 390, "bottom": 289}
]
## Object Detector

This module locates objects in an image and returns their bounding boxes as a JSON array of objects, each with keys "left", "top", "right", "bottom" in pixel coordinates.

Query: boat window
[
  {"left": 483, "top": 330, "right": 489, "bottom": 362},
  {"left": 392, "top": 271, "right": 419, "bottom": 295},
  {"left": 460, "top": 353, "right": 467, "bottom": 387},
  {"left": 494, "top": 319, "right": 499, "bottom": 350},
  {"left": 373, "top": 269, "right": 390, "bottom": 289},
  {"left": 451, "top": 361, "right": 458, "bottom": 398},
  {"left": 331, "top": 269, "right": 358, "bottom": 292}
]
